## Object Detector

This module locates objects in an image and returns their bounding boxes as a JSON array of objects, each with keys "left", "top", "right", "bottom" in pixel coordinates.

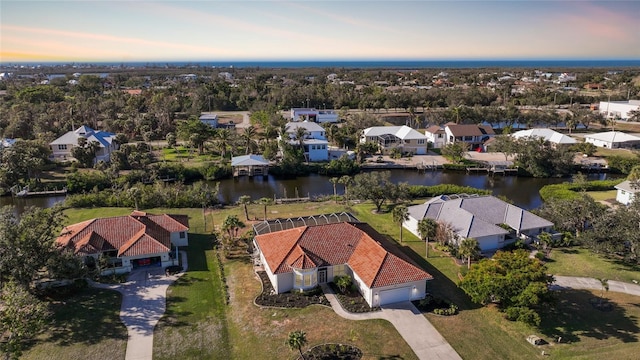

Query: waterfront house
[
  {"left": 511, "top": 128, "right": 577, "bottom": 146},
  {"left": 424, "top": 125, "right": 446, "bottom": 149},
  {"left": 444, "top": 124, "right": 495, "bottom": 151},
  {"left": 253, "top": 221, "right": 433, "bottom": 307},
  {"left": 360, "top": 125, "right": 428, "bottom": 155},
  {"left": 49, "top": 125, "right": 117, "bottom": 163},
  {"left": 279, "top": 121, "right": 329, "bottom": 162},
  {"left": 615, "top": 180, "right": 638, "bottom": 205},
  {"left": 56, "top": 211, "right": 189, "bottom": 275},
  {"left": 404, "top": 194, "right": 554, "bottom": 252},
  {"left": 584, "top": 131, "right": 640, "bottom": 149}
]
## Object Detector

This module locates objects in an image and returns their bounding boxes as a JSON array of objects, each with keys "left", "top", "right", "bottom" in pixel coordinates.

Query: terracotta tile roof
[
  {"left": 56, "top": 211, "right": 189, "bottom": 258},
  {"left": 255, "top": 222, "right": 432, "bottom": 288}
]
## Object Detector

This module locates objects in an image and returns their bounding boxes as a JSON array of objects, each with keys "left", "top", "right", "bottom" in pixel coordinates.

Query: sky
[{"left": 1, "top": 0, "right": 640, "bottom": 63}]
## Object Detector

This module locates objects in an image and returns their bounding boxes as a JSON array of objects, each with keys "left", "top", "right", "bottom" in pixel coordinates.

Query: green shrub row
[
  {"left": 539, "top": 179, "right": 620, "bottom": 202},
  {"left": 407, "top": 184, "right": 491, "bottom": 198}
]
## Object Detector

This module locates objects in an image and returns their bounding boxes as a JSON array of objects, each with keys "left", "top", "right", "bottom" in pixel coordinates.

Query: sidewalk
[
  {"left": 90, "top": 251, "right": 188, "bottom": 360},
  {"left": 320, "top": 284, "right": 462, "bottom": 360}
]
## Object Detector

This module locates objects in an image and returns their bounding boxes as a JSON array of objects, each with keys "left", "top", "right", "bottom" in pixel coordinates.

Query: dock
[
  {"left": 274, "top": 197, "right": 310, "bottom": 204},
  {"left": 15, "top": 188, "right": 67, "bottom": 197}
]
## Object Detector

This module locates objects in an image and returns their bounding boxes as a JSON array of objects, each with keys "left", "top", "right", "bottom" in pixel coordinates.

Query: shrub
[{"left": 607, "top": 155, "right": 640, "bottom": 174}]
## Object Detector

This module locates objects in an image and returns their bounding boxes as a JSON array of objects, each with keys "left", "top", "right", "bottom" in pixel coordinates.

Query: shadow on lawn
[
  {"left": 185, "top": 234, "right": 215, "bottom": 272},
  {"left": 539, "top": 289, "right": 639, "bottom": 344},
  {"left": 44, "top": 288, "right": 128, "bottom": 346}
]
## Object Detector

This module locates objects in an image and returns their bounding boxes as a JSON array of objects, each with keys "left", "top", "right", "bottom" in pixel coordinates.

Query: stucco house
[
  {"left": 291, "top": 108, "right": 339, "bottom": 123},
  {"left": 615, "top": 180, "right": 638, "bottom": 205},
  {"left": 56, "top": 211, "right": 189, "bottom": 274},
  {"left": 360, "top": 125, "right": 428, "bottom": 155},
  {"left": 584, "top": 131, "right": 640, "bottom": 149},
  {"left": 199, "top": 113, "right": 219, "bottom": 127},
  {"left": 49, "top": 125, "right": 117, "bottom": 163},
  {"left": 279, "top": 121, "right": 329, "bottom": 161},
  {"left": 253, "top": 221, "right": 433, "bottom": 307},
  {"left": 404, "top": 194, "right": 554, "bottom": 252},
  {"left": 444, "top": 124, "right": 495, "bottom": 150},
  {"left": 598, "top": 100, "right": 640, "bottom": 120},
  {"left": 424, "top": 125, "right": 446, "bottom": 149}
]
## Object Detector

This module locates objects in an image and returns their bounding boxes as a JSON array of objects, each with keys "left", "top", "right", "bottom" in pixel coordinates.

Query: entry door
[{"left": 318, "top": 268, "right": 327, "bottom": 283}]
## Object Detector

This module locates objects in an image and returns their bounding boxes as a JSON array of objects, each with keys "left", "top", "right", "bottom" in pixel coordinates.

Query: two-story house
[
  {"left": 424, "top": 125, "right": 446, "bottom": 149},
  {"left": 444, "top": 124, "right": 495, "bottom": 151},
  {"left": 290, "top": 108, "right": 339, "bottom": 123},
  {"left": 49, "top": 125, "right": 117, "bottom": 163},
  {"left": 278, "top": 121, "right": 329, "bottom": 162},
  {"left": 360, "top": 125, "right": 428, "bottom": 155}
]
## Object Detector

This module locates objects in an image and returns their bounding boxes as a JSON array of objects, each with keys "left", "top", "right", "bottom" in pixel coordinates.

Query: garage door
[
  {"left": 416, "top": 147, "right": 426, "bottom": 155},
  {"left": 379, "top": 287, "right": 411, "bottom": 306}
]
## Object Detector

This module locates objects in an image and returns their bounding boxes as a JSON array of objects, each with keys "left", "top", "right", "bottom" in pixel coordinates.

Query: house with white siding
[
  {"left": 615, "top": 180, "right": 638, "bottom": 205},
  {"left": 49, "top": 125, "right": 117, "bottom": 163},
  {"left": 360, "top": 125, "right": 428, "bottom": 155},
  {"left": 584, "top": 131, "right": 640, "bottom": 149},
  {"left": 278, "top": 121, "right": 329, "bottom": 161}
]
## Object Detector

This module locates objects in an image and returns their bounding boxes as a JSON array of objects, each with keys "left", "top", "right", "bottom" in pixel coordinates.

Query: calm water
[{"left": 0, "top": 171, "right": 619, "bottom": 213}]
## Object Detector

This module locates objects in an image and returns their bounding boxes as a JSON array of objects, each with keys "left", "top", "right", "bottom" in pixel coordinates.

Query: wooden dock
[
  {"left": 275, "top": 197, "right": 310, "bottom": 204},
  {"left": 16, "top": 188, "right": 67, "bottom": 197}
]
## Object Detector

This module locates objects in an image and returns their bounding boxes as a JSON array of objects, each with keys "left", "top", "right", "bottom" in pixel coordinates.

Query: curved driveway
[{"left": 91, "top": 251, "right": 188, "bottom": 360}]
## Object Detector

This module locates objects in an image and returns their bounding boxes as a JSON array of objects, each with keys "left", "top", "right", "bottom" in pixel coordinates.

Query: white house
[
  {"left": 290, "top": 108, "right": 339, "bottom": 123},
  {"left": 584, "top": 131, "right": 640, "bottom": 149},
  {"left": 424, "top": 125, "right": 446, "bottom": 149},
  {"left": 444, "top": 124, "right": 495, "bottom": 150},
  {"left": 279, "top": 121, "right": 329, "bottom": 161},
  {"left": 360, "top": 125, "right": 428, "bottom": 155},
  {"left": 615, "top": 180, "right": 638, "bottom": 205},
  {"left": 253, "top": 221, "right": 433, "bottom": 307},
  {"left": 49, "top": 125, "right": 117, "bottom": 163},
  {"left": 511, "top": 128, "right": 577, "bottom": 146},
  {"left": 404, "top": 194, "right": 554, "bottom": 252},
  {"left": 56, "top": 211, "right": 189, "bottom": 275},
  {"left": 598, "top": 100, "right": 640, "bottom": 120}
]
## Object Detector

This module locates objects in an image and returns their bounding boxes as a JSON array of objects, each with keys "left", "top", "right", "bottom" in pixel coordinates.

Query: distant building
[
  {"left": 279, "top": 121, "right": 329, "bottom": 162},
  {"left": 444, "top": 124, "right": 495, "bottom": 150},
  {"left": 598, "top": 100, "right": 640, "bottom": 120},
  {"left": 199, "top": 113, "right": 218, "bottom": 128},
  {"left": 290, "top": 108, "right": 339, "bottom": 123},
  {"left": 360, "top": 125, "right": 428, "bottom": 155},
  {"left": 615, "top": 180, "right": 638, "bottom": 205},
  {"left": 511, "top": 129, "right": 577, "bottom": 146}
]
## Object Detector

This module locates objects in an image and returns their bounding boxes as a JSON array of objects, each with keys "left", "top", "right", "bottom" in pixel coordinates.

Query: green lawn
[
  {"left": 545, "top": 248, "right": 640, "bottom": 283},
  {"left": 21, "top": 288, "right": 127, "bottom": 360},
  {"left": 594, "top": 147, "right": 638, "bottom": 159},
  {"left": 586, "top": 190, "right": 618, "bottom": 202},
  {"left": 53, "top": 202, "right": 640, "bottom": 360}
]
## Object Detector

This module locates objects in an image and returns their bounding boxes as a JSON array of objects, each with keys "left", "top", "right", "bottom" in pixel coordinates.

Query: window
[
  {"left": 179, "top": 231, "right": 186, "bottom": 239},
  {"left": 295, "top": 274, "right": 302, "bottom": 287},
  {"left": 437, "top": 134, "right": 443, "bottom": 138},
  {"left": 417, "top": 139, "right": 425, "bottom": 145},
  {"left": 58, "top": 144, "right": 68, "bottom": 150},
  {"left": 333, "top": 264, "right": 346, "bottom": 277}
]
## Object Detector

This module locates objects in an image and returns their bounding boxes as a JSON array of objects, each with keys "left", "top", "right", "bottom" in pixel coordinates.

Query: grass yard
[
  {"left": 586, "top": 189, "right": 618, "bottom": 202},
  {"left": 21, "top": 288, "right": 127, "bottom": 360},
  {"left": 160, "top": 146, "right": 221, "bottom": 165},
  {"left": 594, "top": 147, "right": 638, "bottom": 159},
  {"left": 545, "top": 248, "right": 640, "bottom": 283}
]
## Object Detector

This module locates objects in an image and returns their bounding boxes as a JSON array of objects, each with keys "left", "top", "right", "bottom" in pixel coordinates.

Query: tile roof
[
  {"left": 255, "top": 222, "right": 432, "bottom": 288},
  {"left": 56, "top": 212, "right": 189, "bottom": 258}
]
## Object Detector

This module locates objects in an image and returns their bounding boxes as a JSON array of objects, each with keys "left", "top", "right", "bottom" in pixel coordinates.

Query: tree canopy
[{"left": 459, "top": 249, "right": 554, "bottom": 326}]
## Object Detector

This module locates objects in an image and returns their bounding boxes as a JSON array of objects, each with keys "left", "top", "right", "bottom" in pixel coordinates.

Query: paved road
[
  {"left": 552, "top": 276, "right": 640, "bottom": 296},
  {"left": 91, "top": 251, "right": 188, "bottom": 360},
  {"left": 321, "top": 284, "right": 462, "bottom": 360}
]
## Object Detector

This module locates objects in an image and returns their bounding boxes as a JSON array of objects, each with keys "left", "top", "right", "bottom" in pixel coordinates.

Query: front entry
[{"left": 318, "top": 268, "right": 327, "bottom": 283}]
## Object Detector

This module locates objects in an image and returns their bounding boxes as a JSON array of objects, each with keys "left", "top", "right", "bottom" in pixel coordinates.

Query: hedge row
[{"left": 407, "top": 184, "right": 491, "bottom": 198}]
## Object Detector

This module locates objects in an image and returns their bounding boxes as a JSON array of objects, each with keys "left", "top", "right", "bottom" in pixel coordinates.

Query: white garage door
[{"left": 379, "top": 287, "right": 411, "bottom": 306}]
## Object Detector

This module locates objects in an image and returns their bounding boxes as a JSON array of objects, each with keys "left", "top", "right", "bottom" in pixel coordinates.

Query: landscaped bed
[
  {"left": 300, "top": 343, "right": 363, "bottom": 360},
  {"left": 255, "top": 271, "right": 330, "bottom": 308},
  {"left": 413, "top": 294, "right": 458, "bottom": 316},
  {"left": 328, "top": 282, "right": 380, "bottom": 313}
]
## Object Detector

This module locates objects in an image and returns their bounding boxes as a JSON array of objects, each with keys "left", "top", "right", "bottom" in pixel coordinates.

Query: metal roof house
[
  {"left": 231, "top": 154, "right": 270, "bottom": 177},
  {"left": 49, "top": 125, "right": 117, "bottom": 163},
  {"left": 584, "top": 131, "right": 640, "bottom": 149}
]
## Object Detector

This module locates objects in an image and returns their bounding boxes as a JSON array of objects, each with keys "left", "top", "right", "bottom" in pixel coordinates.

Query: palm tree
[
  {"left": 329, "top": 177, "right": 339, "bottom": 203},
  {"left": 392, "top": 205, "right": 409, "bottom": 243},
  {"left": 458, "top": 238, "right": 480, "bottom": 269},
  {"left": 238, "top": 195, "right": 251, "bottom": 221},
  {"left": 258, "top": 197, "right": 273, "bottom": 221},
  {"left": 338, "top": 175, "right": 353, "bottom": 204},
  {"left": 417, "top": 218, "right": 438, "bottom": 258},
  {"left": 241, "top": 125, "right": 258, "bottom": 154},
  {"left": 221, "top": 215, "right": 245, "bottom": 239},
  {"left": 294, "top": 126, "right": 308, "bottom": 149},
  {"left": 287, "top": 330, "right": 308, "bottom": 360},
  {"left": 597, "top": 278, "right": 609, "bottom": 305},
  {"left": 216, "top": 128, "right": 233, "bottom": 159}
]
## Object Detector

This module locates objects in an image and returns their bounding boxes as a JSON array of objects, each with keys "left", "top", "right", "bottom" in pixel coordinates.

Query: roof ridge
[
  {"left": 369, "top": 252, "right": 389, "bottom": 288},
  {"left": 274, "top": 226, "right": 307, "bottom": 272},
  {"left": 118, "top": 227, "right": 148, "bottom": 256}
]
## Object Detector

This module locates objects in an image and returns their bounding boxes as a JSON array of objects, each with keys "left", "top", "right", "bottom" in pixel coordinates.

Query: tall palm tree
[
  {"left": 241, "top": 125, "right": 258, "bottom": 154},
  {"left": 338, "top": 175, "right": 353, "bottom": 204},
  {"left": 417, "top": 218, "right": 438, "bottom": 258},
  {"left": 597, "top": 278, "right": 609, "bottom": 305},
  {"left": 216, "top": 128, "right": 233, "bottom": 159},
  {"left": 258, "top": 197, "right": 273, "bottom": 221},
  {"left": 458, "top": 238, "right": 480, "bottom": 269},
  {"left": 238, "top": 195, "right": 251, "bottom": 221},
  {"left": 294, "top": 126, "right": 308, "bottom": 149},
  {"left": 392, "top": 205, "right": 409, "bottom": 243},
  {"left": 329, "top": 177, "right": 339, "bottom": 203},
  {"left": 287, "top": 330, "right": 308, "bottom": 360},
  {"left": 221, "top": 215, "right": 245, "bottom": 239}
]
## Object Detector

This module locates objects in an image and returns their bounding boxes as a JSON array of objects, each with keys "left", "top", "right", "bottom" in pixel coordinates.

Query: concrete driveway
[
  {"left": 91, "top": 251, "right": 188, "bottom": 360},
  {"left": 321, "top": 284, "right": 461, "bottom": 360}
]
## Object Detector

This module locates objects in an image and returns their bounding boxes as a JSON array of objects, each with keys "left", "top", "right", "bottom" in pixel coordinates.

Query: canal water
[{"left": 0, "top": 170, "right": 618, "bottom": 212}]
